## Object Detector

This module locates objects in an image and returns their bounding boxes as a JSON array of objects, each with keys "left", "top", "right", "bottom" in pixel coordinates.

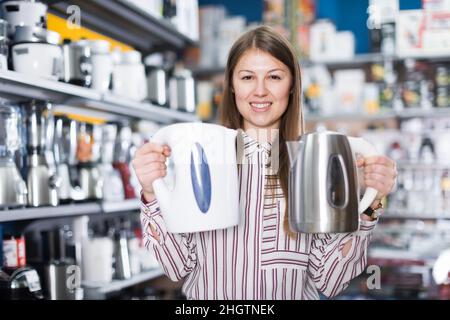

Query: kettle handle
[
  {"left": 150, "top": 127, "right": 172, "bottom": 209},
  {"left": 347, "top": 137, "right": 380, "bottom": 214}
]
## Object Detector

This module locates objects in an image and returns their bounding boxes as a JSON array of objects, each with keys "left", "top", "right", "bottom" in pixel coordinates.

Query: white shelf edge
[
  {"left": 0, "top": 198, "right": 144, "bottom": 222},
  {"left": 303, "top": 53, "right": 450, "bottom": 66},
  {"left": 305, "top": 108, "right": 450, "bottom": 122},
  {"left": 396, "top": 162, "right": 450, "bottom": 170},
  {"left": 101, "top": 199, "right": 140, "bottom": 213},
  {"left": 82, "top": 268, "right": 165, "bottom": 294},
  {"left": 0, "top": 202, "right": 102, "bottom": 222},
  {"left": 0, "top": 69, "right": 100, "bottom": 100},
  {"left": 0, "top": 70, "right": 199, "bottom": 123},
  {"left": 305, "top": 111, "right": 397, "bottom": 122},
  {"left": 382, "top": 211, "right": 450, "bottom": 220}
]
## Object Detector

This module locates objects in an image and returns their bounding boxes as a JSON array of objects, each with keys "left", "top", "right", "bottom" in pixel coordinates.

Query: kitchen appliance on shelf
[
  {"left": 76, "top": 121, "right": 103, "bottom": 200},
  {"left": 54, "top": 115, "right": 85, "bottom": 202},
  {"left": 0, "top": 266, "right": 44, "bottom": 300},
  {"left": 61, "top": 39, "right": 92, "bottom": 87},
  {"left": 144, "top": 53, "right": 168, "bottom": 106},
  {"left": 112, "top": 50, "right": 147, "bottom": 101},
  {"left": 99, "top": 123, "right": 124, "bottom": 202},
  {"left": 0, "top": 19, "right": 8, "bottom": 70},
  {"left": 81, "top": 229, "right": 114, "bottom": 283},
  {"left": 286, "top": 131, "right": 381, "bottom": 233},
  {"left": 169, "top": 66, "right": 196, "bottom": 113},
  {"left": 113, "top": 219, "right": 132, "bottom": 280},
  {"left": 24, "top": 100, "right": 60, "bottom": 207},
  {"left": 11, "top": 26, "right": 62, "bottom": 80},
  {"left": 113, "top": 124, "right": 135, "bottom": 199},
  {"left": 89, "top": 39, "right": 112, "bottom": 93},
  {"left": 0, "top": 104, "right": 27, "bottom": 208},
  {"left": 0, "top": 0, "right": 47, "bottom": 37},
  {"left": 39, "top": 228, "right": 80, "bottom": 300}
]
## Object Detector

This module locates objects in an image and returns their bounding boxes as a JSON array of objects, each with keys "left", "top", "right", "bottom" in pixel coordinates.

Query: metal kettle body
[{"left": 287, "top": 131, "right": 379, "bottom": 234}]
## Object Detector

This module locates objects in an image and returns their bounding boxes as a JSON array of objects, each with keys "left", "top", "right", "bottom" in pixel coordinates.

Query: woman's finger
[{"left": 132, "top": 153, "right": 167, "bottom": 167}]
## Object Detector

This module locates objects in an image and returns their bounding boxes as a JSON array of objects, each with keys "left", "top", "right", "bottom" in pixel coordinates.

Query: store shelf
[
  {"left": 82, "top": 268, "right": 165, "bottom": 298},
  {"left": 44, "top": 0, "right": 197, "bottom": 52},
  {"left": 302, "top": 52, "right": 450, "bottom": 67},
  {"left": 382, "top": 211, "right": 450, "bottom": 220},
  {"left": 305, "top": 111, "right": 397, "bottom": 122},
  {"left": 0, "top": 202, "right": 101, "bottom": 223},
  {"left": 305, "top": 107, "right": 450, "bottom": 122},
  {"left": 397, "top": 162, "right": 450, "bottom": 170},
  {"left": 0, "top": 69, "right": 100, "bottom": 102},
  {"left": 0, "top": 70, "right": 198, "bottom": 123},
  {"left": 302, "top": 53, "right": 385, "bottom": 67},
  {"left": 0, "top": 199, "right": 142, "bottom": 223},
  {"left": 101, "top": 199, "right": 140, "bottom": 213}
]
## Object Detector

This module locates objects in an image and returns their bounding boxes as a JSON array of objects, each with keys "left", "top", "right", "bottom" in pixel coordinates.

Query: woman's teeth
[{"left": 250, "top": 102, "right": 272, "bottom": 109}]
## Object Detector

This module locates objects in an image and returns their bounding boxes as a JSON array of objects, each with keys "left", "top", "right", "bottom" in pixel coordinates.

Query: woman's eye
[
  {"left": 241, "top": 75, "right": 252, "bottom": 80},
  {"left": 269, "top": 74, "right": 282, "bottom": 80}
]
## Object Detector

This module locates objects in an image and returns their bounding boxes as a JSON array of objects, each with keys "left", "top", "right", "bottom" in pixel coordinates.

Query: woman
[{"left": 132, "top": 26, "right": 397, "bottom": 300}]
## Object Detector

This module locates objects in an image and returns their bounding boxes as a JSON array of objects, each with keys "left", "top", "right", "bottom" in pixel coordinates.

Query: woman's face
[{"left": 232, "top": 48, "right": 292, "bottom": 132}]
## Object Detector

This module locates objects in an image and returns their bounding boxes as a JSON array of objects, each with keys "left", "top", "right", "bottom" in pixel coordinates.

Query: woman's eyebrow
[{"left": 237, "top": 68, "right": 287, "bottom": 73}]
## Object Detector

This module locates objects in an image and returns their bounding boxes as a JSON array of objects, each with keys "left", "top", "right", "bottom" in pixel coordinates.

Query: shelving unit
[
  {"left": 0, "top": 70, "right": 198, "bottom": 123},
  {"left": 82, "top": 268, "right": 165, "bottom": 299},
  {"left": 302, "top": 53, "right": 450, "bottom": 68},
  {"left": 305, "top": 107, "right": 450, "bottom": 122},
  {"left": 382, "top": 212, "right": 450, "bottom": 220},
  {"left": 0, "top": 199, "right": 141, "bottom": 223},
  {"left": 43, "top": 0, "right": 197, "bottom": 53}
]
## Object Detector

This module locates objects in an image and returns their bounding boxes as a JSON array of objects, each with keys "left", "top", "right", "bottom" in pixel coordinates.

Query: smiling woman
[{"left": 134, "top": 25, "right": 397, "bottom": 300}]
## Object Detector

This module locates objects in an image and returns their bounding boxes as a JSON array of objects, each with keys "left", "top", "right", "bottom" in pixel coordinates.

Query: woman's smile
[{"left": 249, "top": 101, "right": 272, "bottom": 112}]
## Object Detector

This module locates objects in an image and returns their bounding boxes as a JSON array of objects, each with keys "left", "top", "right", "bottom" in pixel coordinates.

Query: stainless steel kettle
[{"left": 286, "top": 131, "right": 380, "bottom": 234}]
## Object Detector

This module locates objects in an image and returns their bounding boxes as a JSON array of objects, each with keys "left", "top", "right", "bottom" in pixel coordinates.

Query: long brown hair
[{"left": 219, "top": 25, "right": 304, "bottom": 237}]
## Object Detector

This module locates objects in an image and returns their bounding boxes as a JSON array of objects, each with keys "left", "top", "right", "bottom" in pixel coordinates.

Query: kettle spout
[{"left": 286, "top": 141, "right": 301, "bottom": 168}]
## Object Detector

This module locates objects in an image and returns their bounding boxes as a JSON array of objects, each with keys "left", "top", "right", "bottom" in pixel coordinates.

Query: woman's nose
[{"left": 253, "top": 79, "right": 268, "bottom": 96}]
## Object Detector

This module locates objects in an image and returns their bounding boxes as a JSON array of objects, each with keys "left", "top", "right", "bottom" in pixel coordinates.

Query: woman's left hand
[{"left": 356, "top": 155, "right": 398, "bottom": 208}]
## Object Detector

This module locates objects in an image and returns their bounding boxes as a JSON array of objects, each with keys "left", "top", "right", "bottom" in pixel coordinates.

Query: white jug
[{"left": 151, "top": 122, "right": 240, "bottom": 233}]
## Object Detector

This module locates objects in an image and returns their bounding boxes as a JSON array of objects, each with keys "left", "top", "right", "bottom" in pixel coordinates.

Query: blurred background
[{"left": 0, "top": 0, "right": 449, "bottom": 300}]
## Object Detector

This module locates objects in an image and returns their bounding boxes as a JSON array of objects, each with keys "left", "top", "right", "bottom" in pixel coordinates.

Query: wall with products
[
  {"left": 316, "top": 0, "right": 422, "bottom": 53},
  {"left": 198, "top": 0, "right": 263, "bottom": 23},
  {"left": 199, "top": 0, "right": 422, "bottom": 53}
]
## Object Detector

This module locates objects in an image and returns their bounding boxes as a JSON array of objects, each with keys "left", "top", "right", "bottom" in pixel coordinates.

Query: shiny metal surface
[
  {"left": 287, "top": 131, "right": 360, "bottom": 233},
  {"left": 147, "top": 67, "right": 167, "bottom": 105},
  {"left": 44, "top": 262, "right": 76, "bottom": 300},
  {"left": 0, "top": 158, "right": 27, "bottom": 208},
  {"left": 0, "top": 104, "right": 21, "bottom": 158},
  {"left": 27, "top": 154, "right": 59, "bottom": 207},
  {"left": 62, "top": 40, "right": 92, "bottom": 86}
]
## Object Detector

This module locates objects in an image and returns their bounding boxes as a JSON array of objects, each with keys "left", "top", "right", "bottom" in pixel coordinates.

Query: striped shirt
[{"left": 140, "top": 131, "right": 377, "bottom": 300}]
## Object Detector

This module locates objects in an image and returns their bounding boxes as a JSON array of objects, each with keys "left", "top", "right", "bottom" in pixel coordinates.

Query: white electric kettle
[{"left": 151, "top": 122, "right": 240, "bottom": 233}]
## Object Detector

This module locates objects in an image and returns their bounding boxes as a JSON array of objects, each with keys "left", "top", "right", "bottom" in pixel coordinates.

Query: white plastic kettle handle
[
  {"left": 347, "top": 136, "right": 380, "bottom": 214},
  {"left": 150, "top": 127, "right": 172, "bottom": 208}
]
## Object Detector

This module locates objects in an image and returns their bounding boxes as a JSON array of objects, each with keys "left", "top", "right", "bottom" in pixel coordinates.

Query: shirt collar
[{"left": 239, "top": 130, "right": 272, "bottom": 158}]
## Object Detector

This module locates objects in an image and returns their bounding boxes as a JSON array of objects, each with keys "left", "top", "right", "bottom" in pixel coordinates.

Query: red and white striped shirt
[{"left": 140, "top": 131, "right": 377, "bottom": 300}]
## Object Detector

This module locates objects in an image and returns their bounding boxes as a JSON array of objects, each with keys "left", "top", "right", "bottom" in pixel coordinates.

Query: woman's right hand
[{"left": 132, "top": 142, "right": 171, "bottom": 203}]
